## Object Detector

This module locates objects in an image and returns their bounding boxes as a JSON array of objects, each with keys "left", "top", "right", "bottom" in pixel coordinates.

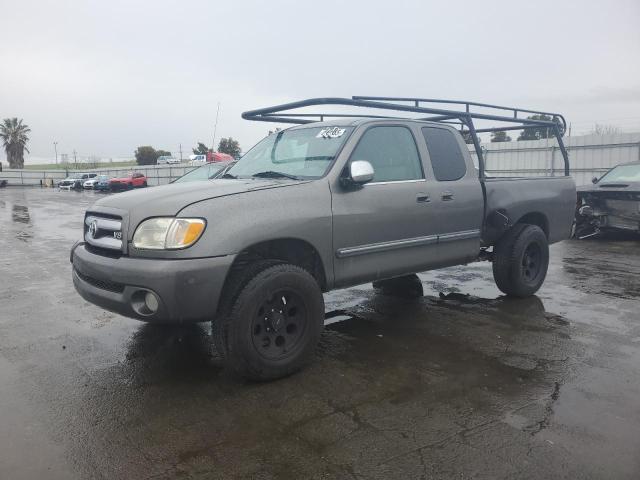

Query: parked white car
[
  {"left": 188, "top": 154, "right": 207, "bottom": 166},
  {"left": 58, "top": 173, "right": 97, "bottom": 190},
  {"left": 83, "top": 177, "right": 100, "bottom": 189},
  {"left": 157, "top": 155, "right": 180, "bottom": 165}
]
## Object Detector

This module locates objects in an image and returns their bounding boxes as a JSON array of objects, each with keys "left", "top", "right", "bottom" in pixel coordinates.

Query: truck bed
[{"left": 482, "top": 176, "right": 576, "bottom": 245}]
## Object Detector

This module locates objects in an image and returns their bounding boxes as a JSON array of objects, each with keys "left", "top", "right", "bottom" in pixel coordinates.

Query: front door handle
[
  {"left": 416, "top": 193, "right": 431, "bottom": 203},
  {"left": 441, "top": 191, "right": 454, "bottom": 201}
]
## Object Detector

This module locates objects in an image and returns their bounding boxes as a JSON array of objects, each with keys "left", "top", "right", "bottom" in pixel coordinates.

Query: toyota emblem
[{"left": 89, "top": 220, "right": 98, "bottom": 238}]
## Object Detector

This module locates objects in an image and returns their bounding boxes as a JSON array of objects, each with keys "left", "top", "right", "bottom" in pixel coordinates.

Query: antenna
[{"left": 211, "top": 102, "right": 221, "bottom": 152}]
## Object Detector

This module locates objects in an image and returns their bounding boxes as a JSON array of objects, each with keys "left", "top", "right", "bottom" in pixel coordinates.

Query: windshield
[
  {"left": 174, "top": 162, "right": 230, "bottom": 183},
  {"left": 226, "top": 126, "right": 353, "bottom": 179},
  {"left": 599, "top": 164, "right": 640, "bottom": 183}
]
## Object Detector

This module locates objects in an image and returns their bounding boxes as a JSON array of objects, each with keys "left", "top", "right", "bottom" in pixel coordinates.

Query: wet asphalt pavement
[{"left": 1, "top": 187, "right": 639, "bottom": 479}]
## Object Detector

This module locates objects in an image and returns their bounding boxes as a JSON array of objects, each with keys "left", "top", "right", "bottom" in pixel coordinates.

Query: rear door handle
[
  {"left": 416, "top": 193, "right": 431, "bottom": 203},
  {"left": 441, "top": 191, "right": 454, "bottom": 201}
]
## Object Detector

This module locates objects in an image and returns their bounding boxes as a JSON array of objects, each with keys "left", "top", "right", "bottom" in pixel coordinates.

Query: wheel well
[
  {"left": 228, "top": 238, "right": 327, "bottom": 291},
  {"left": 516, "top": 212, "right": 549, "bottom": 238}
]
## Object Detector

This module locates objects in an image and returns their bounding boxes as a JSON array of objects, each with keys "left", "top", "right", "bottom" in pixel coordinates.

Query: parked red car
[
  {"left": 109, "top": 172, "right": 148, "bottom": 191},
  {"left": 206, "top": 151, "right": 235, "bottom": 162}
]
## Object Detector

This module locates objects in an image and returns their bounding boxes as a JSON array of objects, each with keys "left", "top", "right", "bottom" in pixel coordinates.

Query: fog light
[{"left": 145, "top": 291, "right": 159, "bottom": 313}]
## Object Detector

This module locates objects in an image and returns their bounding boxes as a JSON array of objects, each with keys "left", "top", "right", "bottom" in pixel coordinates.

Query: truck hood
[{"left": 91, "top": 178, "right": 308, "bottom": 217}]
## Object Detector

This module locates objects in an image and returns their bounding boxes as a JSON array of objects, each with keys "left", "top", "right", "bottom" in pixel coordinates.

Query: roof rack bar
[
  {"left": 243, "top": 97, "right": 481, "bottom": 122},
  {"left": 262, "top": 113, "right": 397, "bottom": 119},
  {"left": 470, "top": 124, "right": 559, "bottom": 134},
  {"left": 353, "top": 95, "right": 565, "bottom": 122}
]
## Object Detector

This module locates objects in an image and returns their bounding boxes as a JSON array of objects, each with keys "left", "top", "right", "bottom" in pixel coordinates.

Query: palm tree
[{"left": 0, "top": 118, "right": 31, "bottom": 169}]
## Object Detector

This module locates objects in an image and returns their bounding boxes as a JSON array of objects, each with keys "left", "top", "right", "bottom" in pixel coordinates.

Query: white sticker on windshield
[{"left": 317, "top": 127, "right": 346, "bottom": 139}]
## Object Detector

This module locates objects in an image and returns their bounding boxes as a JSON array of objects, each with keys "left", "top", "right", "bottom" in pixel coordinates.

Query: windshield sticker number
[{"left": 317, "top": 127, "right": 346, "bottom": 139}]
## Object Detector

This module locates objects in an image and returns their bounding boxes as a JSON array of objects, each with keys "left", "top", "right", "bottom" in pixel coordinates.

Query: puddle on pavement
[{"left": 12, "top": 204, "right": 30, "bottom": 224}]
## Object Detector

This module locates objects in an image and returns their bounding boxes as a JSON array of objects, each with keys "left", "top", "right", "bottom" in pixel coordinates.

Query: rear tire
[
  {"left": 213, "top": 261, "right": 324, "bottom": 381},
  {"left": 492, "top": 224, "right": 549, "bottom": 297}
]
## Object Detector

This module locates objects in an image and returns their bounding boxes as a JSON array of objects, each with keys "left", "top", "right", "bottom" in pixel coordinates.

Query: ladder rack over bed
[{"left": 242, "top": 96, "right": 570, "bottom": 177}]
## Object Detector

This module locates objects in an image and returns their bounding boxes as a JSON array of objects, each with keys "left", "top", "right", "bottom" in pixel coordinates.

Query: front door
[{"left": 331, "top": 125, "right": 440, "bottom": 288}]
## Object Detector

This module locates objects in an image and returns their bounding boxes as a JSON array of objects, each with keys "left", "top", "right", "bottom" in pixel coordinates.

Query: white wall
[{"left": 469, "top": 132, "right": 640, "bottom": 186}]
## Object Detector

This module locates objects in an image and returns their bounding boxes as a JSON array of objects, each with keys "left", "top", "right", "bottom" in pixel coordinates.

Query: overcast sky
[{"left": 2, "top": 0, "right": 639, "bottom": 164}]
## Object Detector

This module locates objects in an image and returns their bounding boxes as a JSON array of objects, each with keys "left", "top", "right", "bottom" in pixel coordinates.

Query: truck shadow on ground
[{"left": 64, "top": 290, "right": 577, "bottom": 478}]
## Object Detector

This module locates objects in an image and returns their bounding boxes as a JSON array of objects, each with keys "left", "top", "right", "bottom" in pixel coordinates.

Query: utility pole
[
  {"left": 211, "top": 102, "right": 221, "bottom": 152},
  {"left": 54, "top": 141, "right": 58, "bottom": 165},
  {"left": 73, "top": 149, "right": 77, "bottom": 168},
  {"left": 179, "top": 143, "right": 183, "bottom": 162}
]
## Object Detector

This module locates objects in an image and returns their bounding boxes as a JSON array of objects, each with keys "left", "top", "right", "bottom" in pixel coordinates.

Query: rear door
[
  {"left": 420, "top": 127, "right": 483, "bottom": 265},
  {"left": 331, "top": 125, "right": 441, "bottom": 287}
]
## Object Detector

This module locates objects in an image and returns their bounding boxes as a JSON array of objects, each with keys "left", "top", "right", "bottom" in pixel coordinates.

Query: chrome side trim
[
  {"left": 438, "top": 229, "right": 481, "bottom": 243},
  {"left": 335, "top": 229, "right": 481, "bottom": 258},
  {"left": 336, "top": 234, "right": 438, "bottom": 258}
]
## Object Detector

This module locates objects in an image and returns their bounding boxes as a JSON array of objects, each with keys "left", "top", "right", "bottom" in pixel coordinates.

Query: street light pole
[{"left": 54, "top": 141, "right": 58, "bottom": 165}]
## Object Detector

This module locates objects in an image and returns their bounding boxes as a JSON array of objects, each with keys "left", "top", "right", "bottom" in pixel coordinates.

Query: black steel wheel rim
[
  {"left": 522, "top": 242, "right": 542, "bottom": 283},
  {"left": 251, "top": 289, "right": 308, "bottom": 360}
]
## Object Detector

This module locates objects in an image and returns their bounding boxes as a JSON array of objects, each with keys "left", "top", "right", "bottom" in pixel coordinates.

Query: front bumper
[{"left": 71, "top": 242, "right": 236, "bottom": 323}]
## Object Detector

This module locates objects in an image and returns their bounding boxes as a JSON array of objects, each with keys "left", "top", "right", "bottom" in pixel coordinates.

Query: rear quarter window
[{"left": 421, "top": 127, "right": 467, "bottom": 181}]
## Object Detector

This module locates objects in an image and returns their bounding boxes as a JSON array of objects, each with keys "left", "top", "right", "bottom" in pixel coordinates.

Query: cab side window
[
  {"left": 421, "top": 127, "right": 467, "bottom": 181},
  {"left": 351, "top": 126, "right": 423, "bottom": 182}
]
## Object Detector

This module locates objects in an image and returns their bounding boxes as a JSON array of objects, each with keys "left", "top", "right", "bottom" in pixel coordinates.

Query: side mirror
[
  {"left": 592, "top": 176, "right": 598, "bottom": 184},
  {"left": 345, "top": 160, "right": 374, "bottom": 187}
]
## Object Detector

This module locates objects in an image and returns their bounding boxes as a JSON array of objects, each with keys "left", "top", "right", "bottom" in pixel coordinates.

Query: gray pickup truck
[{"left": 71, "top": 97, "right": 576, "bottom": 380}]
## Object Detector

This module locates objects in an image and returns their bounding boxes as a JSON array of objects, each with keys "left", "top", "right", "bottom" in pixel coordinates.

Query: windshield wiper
[{"left": 252, "top": 171, "right": 300, "bottom": 180}]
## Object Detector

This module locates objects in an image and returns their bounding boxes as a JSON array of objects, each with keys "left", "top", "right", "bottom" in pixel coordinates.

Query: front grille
[
  {"left": 603, "top": 199, "right": 640, "bottom": 217},
  {"left": 85, "top": 212, "right": 123, "bottom": 252},
  {"left": 75, "top": 268, "right": 125, "bottom": 293}
]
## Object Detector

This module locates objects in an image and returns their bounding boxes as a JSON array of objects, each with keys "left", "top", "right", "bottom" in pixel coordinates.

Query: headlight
[{"left": 132, "top": 217, "right": 206, "bottom": 250}]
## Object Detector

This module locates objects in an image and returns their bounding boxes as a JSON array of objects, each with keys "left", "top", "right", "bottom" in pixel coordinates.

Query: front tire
[
  {"left": 492, "top": 224, "right": 549, "bottom": 297},
  {"left": 214, "top": 261, "right": 324, "bottom": 381}
]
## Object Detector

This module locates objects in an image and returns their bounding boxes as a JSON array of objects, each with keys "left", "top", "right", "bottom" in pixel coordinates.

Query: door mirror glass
[{"left": 349, "top": 160, "right": 374, "bottom": 185}]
